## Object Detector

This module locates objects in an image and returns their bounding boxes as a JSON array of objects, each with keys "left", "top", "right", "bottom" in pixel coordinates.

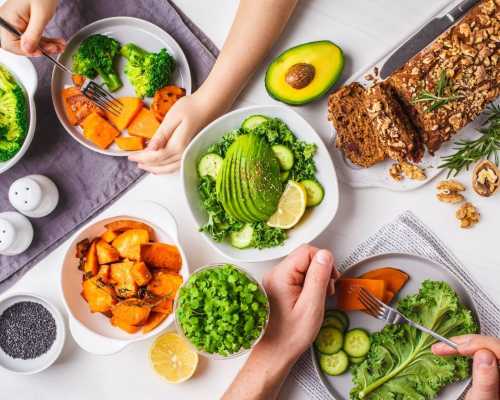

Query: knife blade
[{"left": 380, "top": 0, "right": 479, "bottom": 79}]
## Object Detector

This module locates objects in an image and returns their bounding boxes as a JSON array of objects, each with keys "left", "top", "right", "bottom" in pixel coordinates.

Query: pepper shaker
[
  {"left": 8, "top": 175, "right": 59, "bottom": 218},
  {"left": 0, "top": 212, "right": 34, "bottom": 256}
]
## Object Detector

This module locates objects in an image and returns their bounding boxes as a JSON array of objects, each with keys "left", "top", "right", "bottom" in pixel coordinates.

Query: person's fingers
[
  {"left": 432, "top": 335, "right": 500, "bottom": 359},
  {"left": 147, "top": 116, "right": 182, "bottom": 151},
  {"left": 39, "top": 37, "right": 66, "bottom": 54},
  {"left": 465, "top": 350, "right": 499, "bottom": 400},
  {"left": 273, "top": 244, "right": 317, "bottom": 285},
  {"left": 138, "top": 161, "right": 181, "bottom": 175},
  {"left": 128, "top": 148, "right": 169, "bottom": 164},
  {"left": 21, "top": 3, "right": 54, "bottom": 54}
]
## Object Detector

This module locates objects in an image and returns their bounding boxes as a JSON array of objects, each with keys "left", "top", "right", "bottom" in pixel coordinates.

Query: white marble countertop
[{"left": 1, "top": 1, "right": 498, "bottom": 399}]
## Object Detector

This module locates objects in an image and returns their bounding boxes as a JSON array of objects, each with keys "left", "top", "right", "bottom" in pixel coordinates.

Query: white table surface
[{"left": 1, "top": 1, "right": 499, "bottom": 399}]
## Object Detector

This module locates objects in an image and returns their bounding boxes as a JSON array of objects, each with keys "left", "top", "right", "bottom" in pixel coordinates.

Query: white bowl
[
  {"left": 181, "top": 105, "right": 340, "bottom": 263},
  {"left": 0, "top": 293, "right": 65, "bottom": 375},
  {"left": 60, "top": 201, "right": 189, "bottom": 355},
  {"left": 0, "top": 50, "right": 38, "bottom": 174}
]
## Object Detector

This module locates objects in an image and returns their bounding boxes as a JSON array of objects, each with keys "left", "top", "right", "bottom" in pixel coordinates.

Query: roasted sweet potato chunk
[
  {"left": 105, "top": 220, "right": 155, "bottom": 237},
  {"left": 96, "top": 239, "right": 121, "bottom": 264},
  {"left": 101, "top": 229, "right": 118, "bottom": 243},
  {"left": 147, "top": 271, "right": 183, "bottom": 298},
  {"left": 131, "top": 261, "right": 152, "bottom": 286},
  {"left": 141, "top": 243, "right": 181, "bottom": 272},
  {"left": 110, "top": 261, "right": 137, "bottom": 298},
  {"left": 82, "top": 277, "right": 116, "bottom": 313},
  {"left": 112, "top": 229, "right": 150, "bottom": 260},
  {"left": 152, "top": 298, "right": 173, "bottom": 315},
  {"left": 111, "top": 316, "right": 140, "bottom": 334},
  {"left": 112, "top": 299, "right": 150, "bottom": 326},
  {"left": 142, "top": 312, "right": 168, "bottom": 334},
  {"left": 96, "top": 264, "right": 111, "bottom": 284},
  {"left": 83, "top": 241, "right": 99, "bottom": 278}
]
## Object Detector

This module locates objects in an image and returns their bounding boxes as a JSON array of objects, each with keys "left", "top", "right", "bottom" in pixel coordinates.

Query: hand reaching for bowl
[
  {"left": 223, "top": 245, "right": 338, "bottom": 400},
  {"left": 0, "top": 0, "right": 65, "bottom": 56},
  {"left": 432, "top": 335, "right": 500, "bottom": 400}
]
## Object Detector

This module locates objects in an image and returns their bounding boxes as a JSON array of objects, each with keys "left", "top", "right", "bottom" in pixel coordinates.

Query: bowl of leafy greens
[
  {"left": 0, "top": 50, "right": 37, "bottom": 174},
  {"left": 181, "top": 105, "right": 339, "bottom": 263}
]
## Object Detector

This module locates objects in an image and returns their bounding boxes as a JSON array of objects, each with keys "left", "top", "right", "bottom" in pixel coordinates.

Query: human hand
[
  {"left": 0, "top": 0, "right": 64, "bottom": 56},
  {"left": 257, "top": 245, "right": 338, "bottom": 361},
  {"left": 128, "top": 93, "right": 217, "bottom": 174},
  {"left": 432, "top": 335, "right": 500, "bottom": 400}
]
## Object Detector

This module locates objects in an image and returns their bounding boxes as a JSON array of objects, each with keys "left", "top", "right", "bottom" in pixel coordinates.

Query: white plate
[
  {"left": 312, "top": 253, "right": 479, "bottom": 400},
  {"left": 51, "top": 17, "right": 192, "bottom": 157},
  {"left": 330, "top": 0, "right": 498, "bottom": 191},
  {"left": 0, "top": 50, "right": 38, "bottom": 174},
  {"left": 181, "top": 105, "right": 340, "bottom": 263}
]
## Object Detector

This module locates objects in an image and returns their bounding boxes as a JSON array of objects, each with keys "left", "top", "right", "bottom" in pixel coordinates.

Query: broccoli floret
[
  {"left": 121, "top": 43, "right": 175, "bottom": 98},
  {"left": 72, "top": 34, "right": 123, "bottom": 92}
]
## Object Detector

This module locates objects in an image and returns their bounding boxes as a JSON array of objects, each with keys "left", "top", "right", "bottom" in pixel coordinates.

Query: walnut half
[
  {"left": 436, "top": 180, "right": 466, "bottom": 203},
  {"left": 472, "top": 160, "right": 499, "bottom": 197},
  {"left": 456, "top": 202, "right": 480, "bottom": 229}
]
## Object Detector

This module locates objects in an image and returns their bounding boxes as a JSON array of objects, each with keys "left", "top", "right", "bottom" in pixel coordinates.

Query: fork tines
[
  {"left": 358, "top": 287, "right": 386, "bottom": 320},
  {"left": 82, "top": 81, "right": 123, "bottom": 116}
]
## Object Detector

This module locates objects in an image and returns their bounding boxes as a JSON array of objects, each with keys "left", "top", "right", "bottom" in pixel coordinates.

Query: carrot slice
[{"left": 336, "top": 278, "right": 386, "bottom": 311}]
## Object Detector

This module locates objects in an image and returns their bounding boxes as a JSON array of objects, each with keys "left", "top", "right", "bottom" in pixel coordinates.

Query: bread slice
[
  {"left": 329, "top": 83, "right": 386, "bottom": 168},
  {"left": 364, "top": 83, "right": 423, "bottom": 163}
]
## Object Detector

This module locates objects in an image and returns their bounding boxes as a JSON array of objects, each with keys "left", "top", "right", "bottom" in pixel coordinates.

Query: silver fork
[
  {"left": 0, "top": 16, "right": 122, "bottom": 116},
  {"left": 358, "top": 287, "right": 458, "bottom": 350}
]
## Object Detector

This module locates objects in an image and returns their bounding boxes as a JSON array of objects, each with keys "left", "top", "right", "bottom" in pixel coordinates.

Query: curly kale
[
  {"left": 121, "top": 43, "right": 175, "bottom": 98},
  {"left": 72, "top": 34, "right": 122, "bottom": 92},
  {"left": 351, "top": 280, "right": 478, "bottom": 400}
]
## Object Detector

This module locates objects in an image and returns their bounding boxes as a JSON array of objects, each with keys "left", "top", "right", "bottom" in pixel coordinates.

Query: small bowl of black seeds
[{"left": 0, "top": 293, "right": 65, "bottom": 374}]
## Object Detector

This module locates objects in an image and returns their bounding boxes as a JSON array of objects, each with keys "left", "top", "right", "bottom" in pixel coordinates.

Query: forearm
[
  {"left": 197, "top": 0, "right": 298, "bottom": 115},
  {"left": 222, "top": 341, "right": 299, "bottom": 400}
]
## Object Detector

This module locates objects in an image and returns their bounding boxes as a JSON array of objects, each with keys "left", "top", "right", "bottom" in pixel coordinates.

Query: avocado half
[{"left": 265, "top": 40, "right": 344, "bottom": 106}]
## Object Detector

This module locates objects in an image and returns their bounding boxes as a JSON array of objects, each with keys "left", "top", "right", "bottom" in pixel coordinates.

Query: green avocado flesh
[
  {"left": 217, "top": 134, "right": 282, "bottom": 223},
  {"left": 265, "top": 40, "right": 344, "bottom": 105}
]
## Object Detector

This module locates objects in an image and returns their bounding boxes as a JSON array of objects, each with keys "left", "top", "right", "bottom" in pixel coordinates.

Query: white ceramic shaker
[
  {"left": 8, "top": 175, "right": 59, "bottom": 218},
  {"left": 0, "top": 212, "right": 34, "bottom": 256}
]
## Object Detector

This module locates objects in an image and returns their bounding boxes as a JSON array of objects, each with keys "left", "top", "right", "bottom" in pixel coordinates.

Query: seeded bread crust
[
  {"left": 329, "top": 83, "right": 386, "bottom": 168},
  {"left": 388, "top": 0, "right": 499, "bottom": 154}
]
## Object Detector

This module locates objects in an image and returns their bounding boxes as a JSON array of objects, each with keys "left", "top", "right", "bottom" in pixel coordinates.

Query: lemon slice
[
  {"left": 149, "top": 332, "right": 199, "bottom": 383},
  {"left": 267, "top": 181, "right": 307, "bottom": 229}
]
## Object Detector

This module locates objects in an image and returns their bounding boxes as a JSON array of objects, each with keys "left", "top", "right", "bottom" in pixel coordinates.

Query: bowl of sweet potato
[{"left": 60, "top": 202, "right": 189, "bottom": 354}]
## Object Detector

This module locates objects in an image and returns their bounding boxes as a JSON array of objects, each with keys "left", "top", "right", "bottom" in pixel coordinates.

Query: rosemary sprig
[
  {"left": 439, "top": 104, "right": 500, "bottom": 177},
  {"left": 412, "top": 70, "right": 463, "bottom": 112}
]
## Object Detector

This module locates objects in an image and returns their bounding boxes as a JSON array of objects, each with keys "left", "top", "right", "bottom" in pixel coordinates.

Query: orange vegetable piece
[
  {"left": 128, "top": 108, "right": 160, "bottom": 139},
  {"left": 359, "top": 267, "right": 409, "bottom": 303},
  {"left": 101, "top": 229, "right": 118, "bottom": 243},
  {"left": 336, "top": 278, "right": 386, "bottom": 311},
  {"left": 147, "top": 271, "right": 183, "bottom": 298},
  {"left": 111, "top": 316, "right": 140, "bottom": 334},
  {"left": 61, "top": 86, "right": 103, "bottom": 126},
  {"left": 96, "top": 239, "right": 121, "bottom": 264},
  {"left": 141, "top": 243, "right": 182, "bottom": 272},
  {"left": 131, "top": 261, "right": 152, "bottom": 286},
  {"left": 105, "top": 97, "right": 143, "bottom": 131},
  {"left": 115, "top": 136, "right": 145, "bottom": 151},
  {"left": 110, "top": 261, "right": 138, "bottom": 298},
  {"left": 82, "top": 277, "right": 116, "bottom": 313},
  {"left": 152, "top": 298, "right": 173, "bottom": 314},
  {"left": 72, "top": 74, "right": 85, "bottom": 87},
  {"left": 151, "top": 85, "right": 186, "bottom": 121},
  {"left": 112, "top": 229, "right": 150, "bottom": 260},
  {"left": 83, "top": 241, "right": 99, "bottom": 278},
  {"left": 142, "top": 312, "right": 168, "bottom": 334},
  {"left": 81, "top": 112, "right": 120, "bottom": 150},
  {"left": 96, "top": 264, "right": 111, "bottom": 285},
  {"left": 105, "top": 220, "right": 155, "bottom": 238},
  {"left": 112, "top": 299, "right": 150, "bottom": 326}
]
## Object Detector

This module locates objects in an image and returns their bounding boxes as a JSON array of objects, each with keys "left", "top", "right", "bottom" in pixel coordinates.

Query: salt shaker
[
  {"left": 8, "top": 175, "right": 59, "bottom": 218},
  {"left": 0, "top": 212, "right": 34, "bottom": 256}
]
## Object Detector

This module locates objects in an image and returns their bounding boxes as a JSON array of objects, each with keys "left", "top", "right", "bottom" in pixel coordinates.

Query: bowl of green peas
[{"left": 174, "top": 264, "right": 270, "bottom": 359}]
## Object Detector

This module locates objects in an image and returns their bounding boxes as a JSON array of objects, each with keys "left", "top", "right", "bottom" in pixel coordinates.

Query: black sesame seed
[{"left": 0, "top": 301, "right": 57, "bottom": 360}]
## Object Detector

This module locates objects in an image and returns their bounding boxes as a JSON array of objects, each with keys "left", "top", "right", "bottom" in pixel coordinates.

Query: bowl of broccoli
[{"left": 0, "top": 49, "right": 37, "bottom": 174}]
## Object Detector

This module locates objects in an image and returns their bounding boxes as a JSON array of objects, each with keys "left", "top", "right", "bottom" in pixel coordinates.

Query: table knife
[{"left": 380, "top": 0, "right": 479, "bottom": 79}]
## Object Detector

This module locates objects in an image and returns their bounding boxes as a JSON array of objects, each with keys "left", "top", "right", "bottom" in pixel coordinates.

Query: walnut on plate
[
  {"left": 389, "top": 162, "right": 426, "bottom": 182},
  {"left": 472, "top": 160, "right": 499, "bottom": 197},
  {"left": 456, "top": 202, "right": 480, "bottom": 229},
  {"left": 436, "top": 180, "right": 466, "bottom": 203}
]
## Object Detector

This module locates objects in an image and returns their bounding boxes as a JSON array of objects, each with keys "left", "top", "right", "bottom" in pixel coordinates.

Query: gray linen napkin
[
  {"left": 290, "top": 210, "right": 500, "bottom": 400},
  {"left": 0, "top": 0, "right": 218, "bottom": 292}
]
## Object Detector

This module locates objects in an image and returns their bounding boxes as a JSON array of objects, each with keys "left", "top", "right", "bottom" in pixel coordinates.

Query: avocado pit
[{"left": 285, "top": 63, "right": 315, "bottom": 89}]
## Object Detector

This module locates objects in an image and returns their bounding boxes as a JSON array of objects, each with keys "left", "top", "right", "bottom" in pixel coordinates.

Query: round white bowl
[
  {"left": 181, "top": 105, "right": 340, "bottom": 263},
  {"left": 60, "top": 201, "right": 189, "bottom": 355},
  {"left": 0, "top": 293, "right": 65, "bottom": 375},
  {"left": 0, "top": 49, "right": 38, "bottom": 174}
]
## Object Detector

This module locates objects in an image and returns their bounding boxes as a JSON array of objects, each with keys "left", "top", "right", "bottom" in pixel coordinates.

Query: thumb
[
  {"left": 21, "top": 4, "right": 52, "bottom": 54},
  {"left": 466, "top": 349, "right": 499, "bottom": 400},
  {"left": 296, "top": 250, "right": 333, "bottom": 309},
  {"left": 147, "top": 117, "right": 181, "bottom": 151}
]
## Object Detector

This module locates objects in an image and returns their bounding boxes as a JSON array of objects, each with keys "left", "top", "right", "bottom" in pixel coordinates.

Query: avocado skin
[
  {"left": 265, "top": 40, "right": 344, "bottom": 106},
  {"left": 219, "top": 134, "right": 281, "bottom": 222}
]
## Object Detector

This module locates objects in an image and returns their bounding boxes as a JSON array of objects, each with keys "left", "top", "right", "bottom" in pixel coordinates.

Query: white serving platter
[
  {"left": 330, "top": 0, "right": 498, "bottom": 191},
  {"left": 311, "top": 253, "right": 479, "bottom": 400},
  {"left": 51, "top": 17, "right": 192, "bottom": 157}
]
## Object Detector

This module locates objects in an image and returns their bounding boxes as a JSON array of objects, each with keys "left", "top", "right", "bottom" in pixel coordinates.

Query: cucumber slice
[
  {"left": 325, "top": 310, "right": 349, "bottom": 331},
  {"left": 241, "top": 115, "right": 269, "bottom": 130},
  {"left": 319, "top": 350, "right": 349, "bottom": 376},
  {"left": 314, "top": 327, "right": 343, "bottom": 355},
  {"left": 229, "top": 224, "right": 254, "bottom": 249},
  {"left": 272, "top": 144, "right": 294, "bottom": 171},
  {"left": 198, "top": 153, "right": 224, "bottom": 179},
  {"left": 280, "top": 170, "right": 290, "bottom": 183},
  {"left": 343, "top": 329, "right": 371, "bottom": 358},
  {"left": 322, "top": 316, "right": 346, "bottom": 332},
  {"left": 349, "top": 356, "right": 366, "bottom": 365},
  {"left": 301, "top": 180, "right": 325, "bottom": 207}
]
